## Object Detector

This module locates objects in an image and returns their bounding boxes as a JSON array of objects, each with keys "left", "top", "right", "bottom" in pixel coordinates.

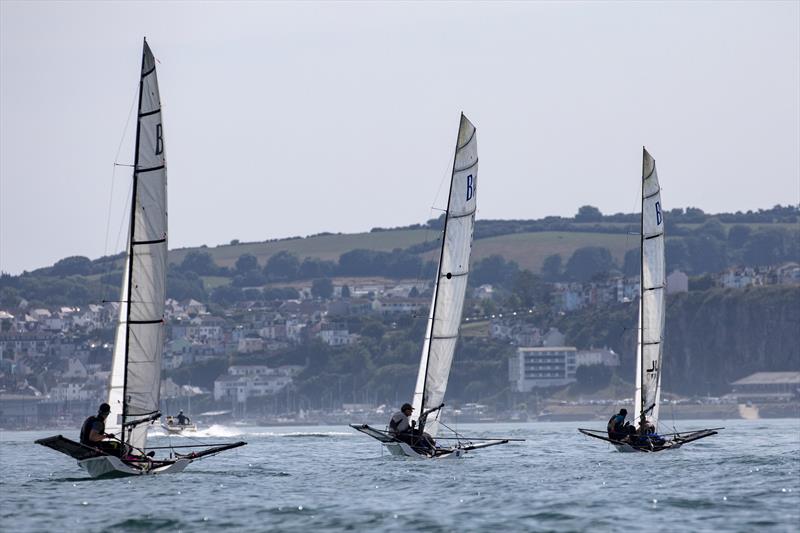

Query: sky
[{"left": 1, "top": 1, "right": 798, "bottom": 274}]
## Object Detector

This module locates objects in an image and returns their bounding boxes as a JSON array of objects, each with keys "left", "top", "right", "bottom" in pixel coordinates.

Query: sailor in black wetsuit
[
  {"left": 176, "top": 410, "right": 190, "bottom": 425},
  {"left": 80, "top": 403, "right": 119, "bottom": 456},
  {"left": 606, "top": 408, "right": 628, "bottom": 440}
]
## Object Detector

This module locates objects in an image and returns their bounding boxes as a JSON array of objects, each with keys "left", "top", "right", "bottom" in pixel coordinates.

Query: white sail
[
  {"left": 411, "top": 114, "right": 478, "bottom": 438},
  {"left": 634, "top": 147, "right": 665, "bottom": 430},
  {"left": 106, "top": 39, "right": 168, "bottom": 452}
]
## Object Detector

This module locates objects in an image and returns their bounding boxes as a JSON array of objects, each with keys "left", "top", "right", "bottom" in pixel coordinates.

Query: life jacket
[
  {"left": 607, "top": 414, "right": 623, "bottom": 433},
  {"left": 389, "top": 412, "right": 407, "bottom": 433},
  {"left": 80, "top": 415, "right": 103, "bottom": 445}
]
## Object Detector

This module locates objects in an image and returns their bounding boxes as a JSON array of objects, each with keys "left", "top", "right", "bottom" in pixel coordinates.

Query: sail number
[
  {"left": 466, "top": 174, "right": 474, "bottom": 201},
  {"left": 155, "top": 124, "right": 164, "bottom": 155},
  {"left": 655, "top": 201, "right": 662, "bottom": 226}
]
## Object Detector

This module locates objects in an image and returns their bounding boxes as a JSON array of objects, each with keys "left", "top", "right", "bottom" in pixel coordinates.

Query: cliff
[{"left": 556, "top": 286, "right": 800, "bottom": 396}]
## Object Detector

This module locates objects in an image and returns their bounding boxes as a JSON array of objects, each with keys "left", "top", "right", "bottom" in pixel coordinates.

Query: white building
[
  {"left": 575, "top": 348, "right": 619, "bottom": 367},
  {"left": 317, "top": 327, "right": 355, "bottom": 346},
  {"left": 237, "top": 336, "right": 264, "bottom": 353},
  {"left": 214, "top": 365, "right": 301, "bottom": 402},
  {"left": 48, "top": 382, "right": 93, "bottom": 402},
  {"left": 666, "top": 270, "right": 689, "bottom": 294},
  {"left": 509, "top": 346, "right": 577, "bottom": 391},
  {"left": 375, "top": 297, "right": 427, "bottom": 316},
  {"left": 62, "top": 357, "right": 89, "bottom": 379}
]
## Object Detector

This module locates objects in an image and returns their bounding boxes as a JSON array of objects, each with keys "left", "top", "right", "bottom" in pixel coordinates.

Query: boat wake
[{"left": 150, "top": 426, "right": 356, "bottom": 439}]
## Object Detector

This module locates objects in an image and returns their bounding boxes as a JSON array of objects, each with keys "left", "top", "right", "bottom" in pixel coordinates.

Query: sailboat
[
  {"left": 578, "top": 148, "right": 720, "bottom": 452},
  {"left": 351, "top": 114, "right": 517, "bottom": 458},
  {"left": 36, "top": 39, "right": 245, "bottom": 477}
]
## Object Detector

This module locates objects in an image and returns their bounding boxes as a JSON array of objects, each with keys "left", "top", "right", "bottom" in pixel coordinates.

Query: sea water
[{"left": 1, "top": 419, "right": 798, "bottom": 532}]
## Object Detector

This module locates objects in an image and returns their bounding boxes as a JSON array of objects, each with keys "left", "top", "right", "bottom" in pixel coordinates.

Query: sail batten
[
  {"left": 411, "top": 114, "right": 478, "bottom": 438},
  {"left": 634, "top": 147, "right": 665, "bottom": 430},
  {"left": 108, "top": 39, "right": 167, "bottom": 452}
]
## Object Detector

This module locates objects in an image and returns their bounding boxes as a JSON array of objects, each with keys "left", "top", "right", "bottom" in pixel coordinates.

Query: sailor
[
  {"left": 176, "top": 410, "right": 190, "bottom": 425},
  {"left": 639, "top": 419, "right": 655, "bottom": 436},
  {"left": 606, "top": 408, "right": 628, "bottom": 440},
  {"left": 388, "top": 403, "right": 414, "bottom": 436},
  {"left": 80, "top": 403, "right": 119, "bottom": 455}
]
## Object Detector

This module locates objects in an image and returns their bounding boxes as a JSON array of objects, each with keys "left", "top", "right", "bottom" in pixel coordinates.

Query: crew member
[
  {"left": 80, "top": 403, "right": 119, "bottom": 455},
  {"left": 388, "top": 403, "right": 414, "bottom": 436},
  {"left": 607, "top": 408, "right": 628, "bottom": 440},
  {"left": 176, "top": 410, "right": 190, "bottom": 425}
]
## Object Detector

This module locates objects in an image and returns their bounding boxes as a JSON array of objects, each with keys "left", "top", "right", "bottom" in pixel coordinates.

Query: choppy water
[{"left": 2, "top": 419, "right": 798, "bottom": 532}]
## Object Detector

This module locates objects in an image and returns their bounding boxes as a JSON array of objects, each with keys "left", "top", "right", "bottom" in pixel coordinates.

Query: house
[
  {"left": 473, "top": 284, "right": 494, "bottom": 300},
  {"left": 327, "top": 298, "right": 374, "bottom": 317},
  {"left": 776, "top": 262, "right": 800, "bottom": 285},
  {"left": 0, "top": 333, "right": 59, "bottom": 361},
  {"left": 575, "top": 348, "right": 619, "bottom": 367},
  {"left": 374, "top": 297, "right": 427, "bottom": 316},
  {"left": 728, "top": 372, "right": 800, "bottom": 402},
  {"left": 666, "top": 270, "right": 689, "bottom": 294},
  {"left": 48, "top": 381, "right": 95, "bottom": 402},
  {"left": 259, "top": 321, "right": 287, "bottom": 340},
  {"left": 61, "top": 357, "right": 89, "bottom": 379},
  {"left": 317, "top": 326, "right": 355, "bottom": 346},
  {"left": 237, "top": 336, "right": 264, "bottom": 354},
  {"left": 213, "top": 365, "right": 301, "bottom": 402}
]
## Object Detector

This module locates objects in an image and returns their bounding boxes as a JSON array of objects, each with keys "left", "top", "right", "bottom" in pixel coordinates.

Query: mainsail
[
  {"left": 106, "top": 39, "right": 168, "bottom": 453},
  {"left": 633, "top": 147, "right": 665, "bottom": 430},
  {"left": 411, "top": 114, "right": 478, "bottom": 437}
]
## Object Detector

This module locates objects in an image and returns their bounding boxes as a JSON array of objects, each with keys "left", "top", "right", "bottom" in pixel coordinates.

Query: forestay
[
  {"left": 106, "top": 39, "right": 168, "bottom": 453},
  {"left": 634, "top": 148, "right": 665, "bottom": 430},
  {"left": 411, "top": 114, "right": 478, "bottom": 437}
]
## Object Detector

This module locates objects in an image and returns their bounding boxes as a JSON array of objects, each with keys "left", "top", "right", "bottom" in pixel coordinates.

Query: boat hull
[
  {"left": 613, "top": 441, "right": 682, "bottom": 453},
  {"left": 161, "top": 423, "right": 197, "bottom": 434},
  {"left": 349, "top": 424, "right": 497, "bottom": 459},
  {"left": 78, "top": 456, "right": 191, "bottom": 478},
  {"left": 382, "top": 440, "right": 464, "bottom": 459},
  {"left": 578, "top": 427, "right": 719, "bottom": 453}
]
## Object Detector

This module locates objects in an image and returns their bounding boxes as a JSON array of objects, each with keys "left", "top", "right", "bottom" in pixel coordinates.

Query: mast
[
  {"left": 120, "top": 37, "right": 148, "bottom": 446},
  {"left": 635, "top": 147, "right": 665, "bottom": 431},
  {"left": 419, "top": 113, "right": 462, "bottom": 420},
  {"left": 411, "top": 114, "right": 478, "bottom": 437},
  {"left": 107, "top": 38, "right": 168, "bottom": 452},
  {"left": 638, "top": 147, "right": 645, "bottom": 429}
]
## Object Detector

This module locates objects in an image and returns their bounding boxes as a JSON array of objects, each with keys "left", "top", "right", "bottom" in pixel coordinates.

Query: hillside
[
  {"left": 169, "top": 229, "right": 434, "bottom": 268},
  {"left": 2, "top": 205, "right": 796, "bottom": 308},
  {"left": 553, "top": 286, "right": 800, "bottom": 397}
]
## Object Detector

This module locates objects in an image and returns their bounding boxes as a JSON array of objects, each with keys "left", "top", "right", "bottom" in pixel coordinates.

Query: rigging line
[
  {"left": 113, "top": 180, "right": 134, "bottom": 258},
  {"left": 103, "top": 83, "right": 140, "bottom": 260},
  {"left": 412, "top": 149, "right": 454, "bottom": 303}
]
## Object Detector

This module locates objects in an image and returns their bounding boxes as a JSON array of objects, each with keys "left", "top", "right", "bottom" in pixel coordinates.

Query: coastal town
[{"left": 2, "top": 261, "right": 797, "bottom": 429}]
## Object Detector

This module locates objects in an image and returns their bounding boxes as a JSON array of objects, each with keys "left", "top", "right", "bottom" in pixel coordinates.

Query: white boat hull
[
  {"left": 614, "top": 440, "right": 683, "bottom": 453},
  {"left": 382, "top": 440, "right": 464, "bottom": 459},
  {"left": 349, "top": 424, "right": 502, "bottom": 459},
  {"left": 161, "top": 423, "right": 197, "bottom": 434},
  {"left": 78, "top": 456, "right": 191, "bottom": 478}
]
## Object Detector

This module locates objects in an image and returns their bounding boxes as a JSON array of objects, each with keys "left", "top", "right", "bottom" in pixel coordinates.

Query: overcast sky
[{"left": 1, "top": 1, "right": 798, "bottom": 274}]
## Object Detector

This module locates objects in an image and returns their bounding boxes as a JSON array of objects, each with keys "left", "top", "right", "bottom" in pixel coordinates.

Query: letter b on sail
[
  {"left": 655, "top": 201, "right": 662, "bottom": 226},
  {"left": 155, "top": 124, "right": 164, "bottom": 155},
  {"left": 466, "top": 174, "right": 474, "bottom": 202}
]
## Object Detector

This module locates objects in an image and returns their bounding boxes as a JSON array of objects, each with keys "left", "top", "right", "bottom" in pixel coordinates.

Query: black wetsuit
[
  {"left": 80, "top": 415, "right": 118, "bottom": 455},
  {"left": 607, "top": 414, "right": 626, "bottom": 440}
]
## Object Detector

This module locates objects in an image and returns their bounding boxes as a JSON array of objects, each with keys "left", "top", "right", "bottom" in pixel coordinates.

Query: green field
[
  {"left": 169, "top": 229, "right": 436, "bottom": 268},
  {"left": 471, "top": 231, "right": 638, "bottom": 272},
  {"left": 171, "top": 228, "right": 641, "bottom": 274},
  {"left": 139, "top": 221, "right": 800, "bottom": 275}
]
